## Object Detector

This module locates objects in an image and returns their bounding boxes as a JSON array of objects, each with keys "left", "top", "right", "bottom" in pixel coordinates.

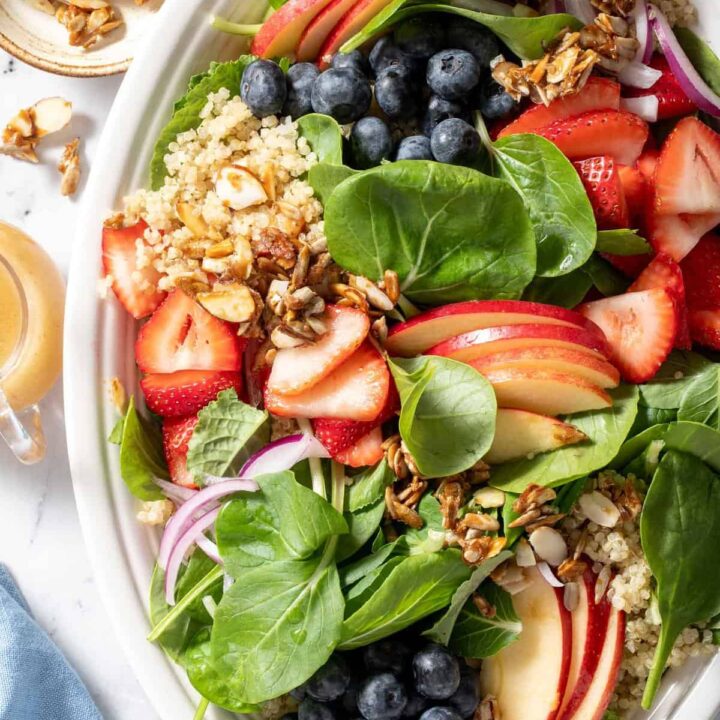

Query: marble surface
[{"left": 0, "top": 51, "right": 159, "bottom": 720}]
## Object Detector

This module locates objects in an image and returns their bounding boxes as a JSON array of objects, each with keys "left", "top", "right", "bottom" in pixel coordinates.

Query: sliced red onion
[
  {"left": 632, "top": 0, "right": 653, "bottom": 64},
  {"left": 157, "top": 479, "right": 258, "bottom": 571},
  {"left": 650, "top": 4, "right": 720, "bottom": 116},
  {"left": 195, "top": 533, "right": 222, "bottom": 565},
  {"left": 165, "top": 507, "right": 221, "bottom": 604},
  {"left": 618, "top": 61, "right": 663, "bottom": 89},
  {"left": 537, "top": 561, "right": 565, "bottom": 588},
  {"left": 539, "top": 0, "right": 565, "bottom": 14},
  {"left": 154, "top": 478, "right": 197, "bottom": 504},
  {"left": 621, "top": 95, "right": 659, "bottom": 122},
  {"left": 240, "top": 433, "right": 330, "bottom": 478},
  {"left": 565, "top": 0, "right": 596, "bottom": 24}
]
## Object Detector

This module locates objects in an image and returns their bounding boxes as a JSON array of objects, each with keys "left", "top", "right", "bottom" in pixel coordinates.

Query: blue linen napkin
[{"left": 0, "top": 565, "right": 102, "bottom": 720}]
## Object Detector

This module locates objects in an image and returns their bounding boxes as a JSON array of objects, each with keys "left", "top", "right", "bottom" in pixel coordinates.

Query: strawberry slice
[
  {"left": 267, "top": 305, "right": 370, "bottom": 396},
  {"left": 135, "top": 289, "right": 243, "bottom": 374},
  {"left": 688, "top": 309, "right": 720, "bottom": 350},
  {"left": 537, "top": 110, "right": 649, "bottom": 166},
  {"left": 577, "top": 288, "right": 678, "bottom": 382},
  {"left": 680, "top": 233, "right": 720, "bottom": 310},
  {"left": 141, "top": 370, "right": 244, "bottom": 417},
  {"left": 655, "top": 117, "right": 720, "bottom": 217},
  {"left": 602, "top": 253, "right": 650, "bottom": 279},
  {"left": 626, "top": 55, "right": 697, "bottom": 120},
  {"left": 265, "top": 341, "right": 389, "bottom": 421},
  {"left": 637, "top": 149, "right": 659, "bottom": 183},
  {"left": 312, "top": 381, "right": 399, "bottom": 458},
  {"left": 629, "top": 254, "right": 691, "bottom": 349},
  {"left": 617, "top": 164, "right": 648, "bottom": 227},
  {"left": 498, "top": 78, "right": 620, "bottom": 138},
  {"left": 648, "top": 211, "right": 720, "bottom": 262},
  {"left": 574, "top": 156, "right": 629, "bottom": 230},
  {"left": 102, "top": 221, "right": 166, "bottom": 319},
  {"left": 335, "top": 427, "right": 385, "bottom": 468},
  {"left": 162, "top": 415, "right": 198, "bottom": 488}
]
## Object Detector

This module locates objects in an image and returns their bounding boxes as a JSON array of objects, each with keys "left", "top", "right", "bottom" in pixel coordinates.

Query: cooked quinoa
[{"left": 656, "top": 0, "right": 697, "bottom": 27}]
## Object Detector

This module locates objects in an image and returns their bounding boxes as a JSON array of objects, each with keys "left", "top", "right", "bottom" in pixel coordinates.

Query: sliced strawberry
[
  {"left": 335, "top": 427, "right": 385, "bottom": 468},
  {"left": 626, "top": 55, "right": 697, "bottom": 120},
  {"left": 498, "top": 78, "right": 620, "bottom": 138},
  {"left": 265, "top": 341, "right": 389, "bottom": 421},
  {"left": 680, "top": 233, "right": 720, "bottom": 310},
  {"left": 135, "top": 289, "right": 243, "bottom": 374},
  {"left": 162, "top": 415, "right": 198, "bottom": 488},
  {"left": 574, "top": 156, "right": 629, "bottom": 230},
  {"left": 312, "top": 381, "right": 399, "bottom": 458},
  {"left": 648, "top": 210, "right": 720, "bottom": 262},
  {"left": 688, "top": 308, "right": 720, "bottom": 350},
  {"left": 617, "top": 164, "right": 648, "bottom": 227},
  {"left": 141, "top": 370, "right": 244, "bottom": 417},
  {"left": 537, "top": 110, "right": 649, "bottom": 166},
  {"left": 267, "top": 305, "right": 370, "bottom": 396},
  {"left": 655, "top": 117, "right": 720, "bottom": 217},
  {"left": 637, "top": 149, "right": 659, "bottom": 183},
  {"left": 601, "top": 253, "right": 650, "bottom": 279},
  {"left": 102, "top": 221, "right": 166, "bottom": 319},
  {"left": 577, "top": 289, "right": 678, "bottom": 383},
  {"left": 629, "top": 254, "right": 691, "bottom": 349}
]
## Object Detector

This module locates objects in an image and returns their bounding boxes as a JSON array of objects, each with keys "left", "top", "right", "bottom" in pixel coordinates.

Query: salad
[{"left": 102, "top": 0, "right": 720, "bottom": 718}]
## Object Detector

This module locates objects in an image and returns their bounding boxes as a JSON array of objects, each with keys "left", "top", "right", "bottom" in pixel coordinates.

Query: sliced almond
[
  {"left": 473, "top": 486, "right": 506, "bottom": 509},
  {"left": 30, "top": 97, "right": 72, "bottom": 137},
  {"left": 515, "top": 538, "right": 537, "bottom": 567},
  {"left": 529, "top": 526, "right": 568, "bottom": 567},
  {"left": 216, "top": 165, "right": 268, "bottom": 211},
  {"left": 578, "top": 491, "right": 621, "bottom": 528},
  {"left": 176, "top": 201, "right": 208, "bottom": 238},
  {"left": 197, "top": 283, "right": 256, "bottom": 323},
  {"left": 59, "top": 0, "right": 110, "bottom": 8},
  {"left": 28, "top": 0, "right": 57, "bottom": 14}
]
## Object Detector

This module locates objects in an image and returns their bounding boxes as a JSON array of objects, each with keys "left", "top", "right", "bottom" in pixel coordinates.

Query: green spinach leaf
[
  {"left": 675, "top": 27, "right": 720, "bottom": 96},
  {"left": 522, "top": 267, "right": 593, "bottom": 309},
  {"left": 339, "top": 539, "right": 404, "bottom": 588},
  {"left": 347, "top": 460, "right": 394, "bottom": 512},
  {"left": 583, "top": 254, "right": 631, "bottom": 296},
  {"left": 595, "top": 229, "right": 651, "bottom": 256},
  {"left": 630, "top": 406, "right": 677, "bottom": 436},
  {"left": 639, "top": 351, "right": 712, "bottom": 409},
  {"left": 307, "top": 163, "right": 357, "bottom": 205},
  {"left": 640, "top": 450, "right": 720, "bottom": 708},
  {"left": 404, "top": 495, "right": 446, "bottom": 555},
  {"left": 297, "top": 114, "right": 344, "bottom": 165},
  {"left": 325, "top": 161, "right": 536, "bottom": 305},
  {"left": 556, "top": 476, "right": 589, "bottom": 514},
  {"left": 677, "top": 363, "right": 720, "bottom": 429},
  {"left": 390, "top": 356, "right": 497, "bottom": 478},
  {"left": 335, "top": 498, "right": 386, "bottom": 562}
]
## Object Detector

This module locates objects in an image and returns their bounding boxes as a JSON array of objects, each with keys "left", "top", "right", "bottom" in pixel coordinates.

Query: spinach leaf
[
  {"left": 640, "top": 450, "right": 720, "bottom": 708},
  {"left": 404, "top": 495, "right": 446, "bottom": 555},
  {"left": 500, "top": 492, "right": 523, "bottom": 547},
  {"left": 390, "top": 356, "right": 497, "bottom": 478},
  {"left": 677, "top": 363, "right": 720, "bottom": 429},
  {"left": 216, "top": 471, "right": 347, "bottom": 573},
  {"left": 423, "top": 551, "right": 512, "bottom": 644},
  {"left": 630, "top": 406, "right": 677, "bottom": 436},
  {"left": 347, "top": 460, "right": 394, "bottom": 512},
  {"left": 675, "top": 27, "right": 720, "bottom": 96},
  {"left": 297, "top": 114, "right": 344, "bottom": 165},
  {"left": 344, "top": 556, "right": 406, "bottom": 616},
  {"left": 339, "top": 538, "right": 405, "bottom": 588},
  {"left": 595, "top": 229, "right": 651, "bottom": 256},
  {"left": 449, "top": 583, "right": 522, "bottom": 658},
  {"left": 149, "top": 56, "right": 256, "bottom": 190},
  {"left": 324, "top": 161, "right": 536, "bottom": 305},
  {"left": 583, "top": 254, "right": 631, "bottom": 296},
  {"left": 339, "top": 550, "right": 471, "bottom": 649},
  {"left": 522, "top": 267, "right": 593, "bottom": 309},
  {"left": 492, "top": 134, "right": 596, "bottom": 277},
  {"left": 639, "top": 351, "right": 712, "bottom": 409},
  {"left": 116, "top": 396, "right": 167, "bottom": 500},
  {"left": 490, "top": 385, "right": 639, "bottom": 493},
  {"left": 186, "top": 389, "right": 269, "bottom": 482},
  {"left": 307, "top": 163, "right": 358, "bottom": 205},
  {"left": 335, "top": 498, "right": 385, "bottom": 562},
  {"left": 556, "top": 476, "right": 589, "bottom": 514}
]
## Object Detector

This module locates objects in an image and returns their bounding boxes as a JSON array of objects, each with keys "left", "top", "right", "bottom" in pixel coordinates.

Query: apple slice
[
  {"left": 471, "top": 347, "right": 620, "bottom": 389},
  {"left": 558, "top": 568, "right": 613, "bottom": 720},
  {"left": 482, "top": 368, "right": 612, "bottom": 416},
  {"left": 481, "top": 566, "right": 572, "bottom": 720},
  {"left": 386, "top": 300, "right": 606, "bottom": 357},
  {"left": 428, "top": 324, "right": 610, "bottom": 363},
  {"left": 485, "top": 409, "right": 588, "bottom": 465},
  {"left": 250, "top": 0, "right": 336, "bottom": 59},
  {"left": 296, "top": 0, "right": 358, "bottom": 62}
]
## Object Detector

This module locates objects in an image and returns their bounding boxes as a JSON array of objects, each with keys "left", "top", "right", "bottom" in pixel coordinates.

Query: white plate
[{"left": 64, "top": 1, "right": 720, "bottom": 718}]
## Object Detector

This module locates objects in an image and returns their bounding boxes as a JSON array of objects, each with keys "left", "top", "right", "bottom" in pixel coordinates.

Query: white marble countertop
[{"left": 0, "top": 50, "right": 159, "bottom": 720}]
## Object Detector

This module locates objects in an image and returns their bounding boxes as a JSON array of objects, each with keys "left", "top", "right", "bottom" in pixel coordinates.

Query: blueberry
[
  {"left": 403, "top": 690, "right": 430, "bottom": 717},
  {"left": 332, "top": 50, "right": 369, "bottom": 76},
  {"left": 396, "top": 135, "right": 433, "bottom": 161},
  {"left": 281, "top": 715, "right": 299, "bottom": 720},
  {"left": 374, "top": 64, "right": 419, "bottom": 120},
  {"left": 448, "top": 667, "right": 479, "bottom": 718},
  {"left": 306, "top": 655, "right": 351, "bottom": 703},
  {"left": 283, "top": 62, "right": 320, "bottom": 119},
  {"left": 427, "top": 49, "right": 481, "bottom": 101},
  {"left": 422, "top": 95, "right": 470, "bottom": 136},
  {"left": 298, "top": 699, "right": 336, "bottom": 720},
  {"left": 290, "top": 684, "right": 307, "bottom": 702},
  {"left": 395, "top": 16, "right": 445, "bottom": 60},
  {"left": 369, "top": 36, "right": 422, "bottom": 77},
  {"left": 240, "top": 59, "right": 287, "bottom": 118},
  {"left": 357, "top": 673, "right": 408, "bottom": 720},
  {"left": 311, "top": 68, "right": 371, "bottom": 124},
  {"left": 350, "top": 117, "right": 393, "bottom": 169},
  {"left": 419, "top": 708, "right": 463, "bottom": 720},
  {"left": 445, "top": 17, "right": 500, "bottom": 67},
  {"left": 364, "top": 639, "right": 412, "bottom": 675},
  {"left": 412, "top": 644, "right": 462, "bottom": 699},
  {"left": 477, "top": 81, "right": 518, "bottom": 120},
  {"left": 430, "top": 118, "right": 480, "bottom": 165}
]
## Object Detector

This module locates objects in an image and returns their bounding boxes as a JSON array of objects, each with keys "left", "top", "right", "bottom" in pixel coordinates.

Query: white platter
[{"left": 64, "top": 0, "right": 720, "bottom": 718}]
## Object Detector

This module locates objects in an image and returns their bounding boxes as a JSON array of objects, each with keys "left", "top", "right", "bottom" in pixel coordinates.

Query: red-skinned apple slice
[
  {"left": 386, "top": 300, "right": 606, "bottom": 357},
  {"left": 296, "top": 0, "right": 358, "bottom": 62},
  {"left": 427, "top": 324, "right": 610, "bottom": 363},
  {"left": 481, "top": 368, "right": 612, "bottom": 416},
  {"left": 485, "top": 409, "right": 588, "bottom": 465},
  {"left": 481, "top": 566, "right": 572, "bottom": 720},
  {"left": 471, "top": 347, "right": 620, "bottom": 389}
]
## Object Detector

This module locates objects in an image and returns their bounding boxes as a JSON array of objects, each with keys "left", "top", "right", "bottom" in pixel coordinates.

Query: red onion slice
[
  {"left": 650, "top": 4, "right": 720, "bottom": 116},
  {"left": 632, "top": 0, "right": 653, "bottom": 64},
  {"left": 537, "top": 561, "right": 565, "bottom": 588},
  {"left": 240, "top": 433, "right": 330, "bottom": 478},
  {"left": 165, "top": 507, "right": 221, "bottom": 605},
  {"left": 154, "top": 478, "right": 197, "bottom": 504},
  {"left": 195, "top": 534, "right": 223, "bottom": 565},
  {"left": 618, "top": 61, "right": 663, "bottom": 89},
  {"left": 565, "top": 0, "right": 596, "bottom": 24},
  {"left": 539, "top": 0, "right": 566, "bottom": 13},
  {"left": 621, "top": 95, "right": 659, "bottom": 122}
]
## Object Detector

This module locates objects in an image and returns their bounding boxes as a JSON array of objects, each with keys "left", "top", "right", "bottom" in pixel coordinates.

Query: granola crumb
[
  {"left": 58, "top": 138, "right": 81, "bottom": 196},
  {"left": 107, "top": 376, "right": 127, "bottom": 413},
  {"left": 136, "top": 499, "right": 174, "bottom": 525}
]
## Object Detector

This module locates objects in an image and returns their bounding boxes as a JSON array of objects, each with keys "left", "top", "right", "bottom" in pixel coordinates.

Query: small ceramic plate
[{"left": 0, "top": 0, "right": 164, "bottom": 77}]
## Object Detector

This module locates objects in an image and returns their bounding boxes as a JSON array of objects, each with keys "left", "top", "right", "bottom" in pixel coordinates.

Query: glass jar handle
[{"left": 0, "top": 387, "right": 46, "bottom": 464}]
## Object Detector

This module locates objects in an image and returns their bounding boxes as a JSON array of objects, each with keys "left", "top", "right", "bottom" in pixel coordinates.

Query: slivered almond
[
  {"left": 30, "top": 97, "right": 72, "bottom": 137},
  {"left": 529, "top": 526, "right": 567, "bottom": 567},
  {"left": 176, "top": 201, "right": 208, "bottom": 238},
  {"left": 578, "top": 491, "right": 621, "bottom": 528},
  {"left": 216, "top": 165, "right": 267, "bottom": 210},
  {"left": 197, "top": 283, "right": 256, "bottom": 323}
]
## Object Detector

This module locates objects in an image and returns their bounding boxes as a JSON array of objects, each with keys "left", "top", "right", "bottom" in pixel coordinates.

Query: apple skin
[
  {"left": 385, "top": 300, "right": 607, "bottom": 357},
  {"left": 485, "top": 409, "right": 588, "bottom": 465},
  {"left": 296, "top": 0, "right": 359, "bottom": 61},
  {"left": 427, "top": 324, "right": 610, "bottom": 364},
  {"left": 250, "top": 0, "right": 335, "bottom": 59},
  {"left": 471, "top": 346, "right": 620, "bottom": 389}
]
